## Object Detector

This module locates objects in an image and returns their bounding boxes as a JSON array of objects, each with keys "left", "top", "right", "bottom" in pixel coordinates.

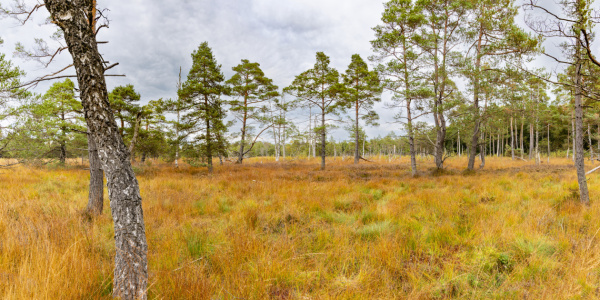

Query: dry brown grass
[{"left": 1, "top": 156, "right": 600, "bottom": 299}]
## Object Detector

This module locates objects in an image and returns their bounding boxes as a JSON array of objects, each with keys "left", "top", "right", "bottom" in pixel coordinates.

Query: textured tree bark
[
  {"left": 501, "top": 128, "right": 504, "bottom": 156},
  {"left": 468, "top": 50, "right": 481, "bottom": 169},
  {"left": 44, "top": 1, "right": 148, "bottom": 299},
  {"left": 479, "top": 131, "right": 485, "bottom": 169},
  {"left": 510, "top": 117, "right": 515, "bottom": 160},
  {"left": 433, "top": 104, "right": 447, "bottom": 170},
  {"left": 529, "top": 123, "right": 534, "bottom": 160},
  {"left": 574, "top": 48, "right": 590, "bottom": 205},
  {"left": 59, "top": 117, "right": 67, "bottom": 164},
  {"left": 547, "top": 124, "right": 550, "bottom": 163},
  {"left": 456, "top": 129, "right": 462, "bottom": 157},
  {"left": 314, "top": 117, "right": 317, "bottom": 158},
  {"left": 497, "top": 133, "right": 500, "bottom": 157},
  {"left": 308, "top": 108, "right": 312, "bottom": 158},
  {"left": 572, "top": 111, "right": 576, "bottom": 161},
  {"left": 467, "top": 24, "right": 485, "bottom": 171},
  {"left": 237, "top": 93, "right": 248, "bottom": 164},
  {"left": 320, "top": 109, "right": 326, "bottom": 170},
  {"left": 282, "top": 121, "right": 286, "bottom": 159},
  {"left": 408, "top": 125, "right": 417, "bottom": 176},
  {"left": 86, "top": 133, "right": 104, "bottom": 215},
  {"left": 205, "top": 95, "right": 213, "bottom": 173},
  {"left": 59, "top": 139, "right": 67, "bottom": 164},
  {"left": 354, "top": 100, "right": 360, "bottom": 165},
  {"left": 567, "top": 129, "right": 571, "bottom": 158},
  {"left": 588, "top": 124, "right": 594, "bottom": 162},
  {"left": 404, "top": 66, "right": 417, "bottom": 175},
  {"left": 432, "top": 81, "right": 447, "bottom": 170},
  {"left": 536, "top": 119, "right": 540, "bottom": 165},
  {"left": 175, "top": 70, "right": 181, "bottom": 168},
  {"left": 520, "top": 119, "right": 524, "bottom": 159}
]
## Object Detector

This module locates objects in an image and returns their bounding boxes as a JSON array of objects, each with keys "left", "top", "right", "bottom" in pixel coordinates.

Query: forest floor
[{"left": 1, "top": 156, "right": 600, "bottom": 299}]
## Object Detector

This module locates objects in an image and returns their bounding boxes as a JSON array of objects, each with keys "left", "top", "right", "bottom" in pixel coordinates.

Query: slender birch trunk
[
  {"left": 511, "top": 117, "right": 515, "bottom": 160},
  {"left": 44, "top": 2, "right": 149, "bottom": 298}
]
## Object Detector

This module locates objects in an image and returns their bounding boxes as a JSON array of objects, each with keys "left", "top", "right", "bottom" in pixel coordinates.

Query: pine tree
[
  {"left": 341, "top": 54, "right": 382, "bottom": 165},
  {"left": 285, "top": 52, "right": 342, "bottom": 170},
  {"left": 178, "top": 42, "right": 228, "bottom": 173},
  {"left": 415, "top": 0, "right": 469, "bottom": 170},
  {"left": 226, "top": 59, "right": 279, "bottom": 163},
  {"left": 0, "top": 40, "right": 29, "bottom": 160},
  {"left": 464, "top": 0, "right": 538, "bottom": 170},
  {"left": 109, "top": 84, "right": 141, "bottom": 137},
  {"left": 134, "top": 100, "right": 167, "bottom": 162},
  {"left": 0, "top": 40, "right": 27, "bottom": 104},
  {"left": 34, "top": 78, "right": 84, "bottom": 164},
  {"left": 372, "top": 0, "right": 429, "bottom": 175}
]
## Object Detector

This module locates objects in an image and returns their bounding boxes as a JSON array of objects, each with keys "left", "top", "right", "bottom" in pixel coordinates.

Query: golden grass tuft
[{"left": 1, "top": 156, "right": 600, "bottom": 298}]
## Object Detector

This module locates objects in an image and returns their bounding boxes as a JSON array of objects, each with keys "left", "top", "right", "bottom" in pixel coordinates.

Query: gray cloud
[
  {"left": 0, "top": 0, "right": 401, "bottom": 140},
  {"left": 2, "top": 1, "right": 586, "bottom": 142}
]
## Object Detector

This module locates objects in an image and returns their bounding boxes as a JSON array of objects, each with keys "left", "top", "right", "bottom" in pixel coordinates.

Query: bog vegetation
[
  {"left": 2, "top": 0, "right": 600, "bottom": 298},
  {"left": 2, "top": 157, "right": 600, "bottom": 299}
]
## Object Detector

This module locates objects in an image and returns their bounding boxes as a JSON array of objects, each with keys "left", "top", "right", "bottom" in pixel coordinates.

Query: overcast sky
[
  {"left": 1, "top": 0, "right": 395, "bottom": 141},
  {"left": 0, "top": 1, "right": 589, "bottom": 142}
]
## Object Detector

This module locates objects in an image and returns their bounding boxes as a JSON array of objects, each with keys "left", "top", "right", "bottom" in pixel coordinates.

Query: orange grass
[{"left": 1, "top": 156, "right": 600, "bottom": 299}]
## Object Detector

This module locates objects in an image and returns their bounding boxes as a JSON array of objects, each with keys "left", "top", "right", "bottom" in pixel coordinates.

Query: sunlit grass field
[{"left": 2, "top": 156, "right": 600, "bottom": 299}]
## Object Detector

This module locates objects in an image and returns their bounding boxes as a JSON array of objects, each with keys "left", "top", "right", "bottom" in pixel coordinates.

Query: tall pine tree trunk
[
  {"left": 175, "top": 69, "right": 181, "bottom": 168},
  {"left": 548, "top": 124, "right": 551, "bottom": 163},
  {"left": 574, "top": 39, "right": 590, "bottom": 205},
  {"left": 403, "top": 53, "right": 418, "bottom": 175},
  {"left": 520, "top": 119, "right": 524, "bottom": 159},
  {"left": 468, "top": 115, "right": 481, "bottom": 170},
  {"left": 497, "top": 132, "right": 500, "bottom": 157},
  {"left": 408, "top": 121, "right": 417, "bottom": 177},
  {"left": 354, "top": 100, "right": 360, "bottom": 164},
  {"left": 510, "top": 117, "right": 515, "bottom": 160},
  {"left": 238, "top": 95, "right": 248, "bottom": 164},
  {"left": 174, "top": 113, "right": 179, "bottom": 167},
  {"left": 59, "top": 140, "right": 66, "bottom": 164},
  {"left": 480, "top": 131, "right": 485, "bottom": 169},
  {"left": 572, "top": 111, "right": 576, "bottom": 161},
  {"left": 457, "top": 130, "right": 461, "bottom": 157},
  {"left": 206, "top": 96, "right": 213, "bottom": 173},
  {"left": 536, "top": 120, "right": 540, "bottom": 165},
  {"left": 59, "top": 122, "right": 67, "bottom": 164},
  {"left": 567, "top": 127, "right": 571, "bottom": 158},
  {"left": 434, "top": 104, "right": 447, "bottom": 170},
  {"left": 468, "top": 29, "right": 483, "bottom": 171},
  {"left": 321, "top": 109, "right": 326, "bottom": 170},
  {"left": 282, "top": 122, "right": 286, "bottom": 159},
  {"left": 44, "top": 2, "right": 148, "bottom": 298},
  {"left": 529, "top": 123, "right": 534, "bottom": 160},
  {"left": 588, "top": 123, "right": 594, "bottom": 162}
]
